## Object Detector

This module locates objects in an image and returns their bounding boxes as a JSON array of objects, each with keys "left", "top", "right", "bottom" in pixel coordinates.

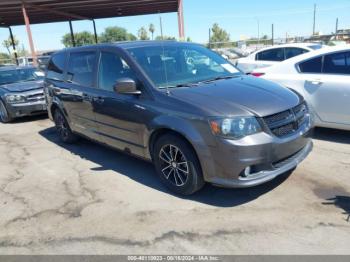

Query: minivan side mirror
[{"left": 114, "top": 78, "right": 141, "bottom": 95}]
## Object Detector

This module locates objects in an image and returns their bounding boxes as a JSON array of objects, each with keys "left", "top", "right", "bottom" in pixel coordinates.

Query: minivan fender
[
  {"left": 50, "top": 97, "right": 71, "bottom": 124},
  {"left": 146, "top": 115, "right": 215, "bottom": 181}
]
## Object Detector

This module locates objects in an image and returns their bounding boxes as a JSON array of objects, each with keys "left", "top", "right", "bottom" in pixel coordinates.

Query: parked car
[
  {"left": 44, "top": 41, "right": 313, "bottom": 195},
  {"left": 18, "top": 55, "right": 51, "bottom": 70},
  {"left": 214, "top": 48, "right": 248, "bottom": 63},
  {"left": 0, "top": 66, "right": 46, "bottom": 123},
  {"left": 251, "top": 46, "right": 350, "bottom": 131},
  {"left": 236, "top": 43, "right": 323, "bottom": 74}
]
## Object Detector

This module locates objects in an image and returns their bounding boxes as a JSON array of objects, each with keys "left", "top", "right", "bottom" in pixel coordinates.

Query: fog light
[{"left": 243, "top": 166, "right": 251, "bottom": 177}]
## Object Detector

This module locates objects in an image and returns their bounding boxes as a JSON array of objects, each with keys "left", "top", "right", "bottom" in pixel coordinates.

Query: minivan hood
[
  {"left": 170, "top": 76, "right": 300, "bottom": 117},
  {"left": 0, "top": 80, "right": 43, "bottom": 92}
]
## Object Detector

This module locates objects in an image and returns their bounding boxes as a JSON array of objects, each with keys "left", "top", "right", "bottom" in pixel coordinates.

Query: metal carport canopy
[
  {"left": 0, "top": 0, "right": 180, "bottom": 26},
  {"left": 0, "top": 0, "right": 184, "bottom": 65}
]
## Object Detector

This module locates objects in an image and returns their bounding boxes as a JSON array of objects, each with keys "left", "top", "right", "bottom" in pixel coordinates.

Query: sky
[{"left": 1, "top": 0, "right": 350, "bottom": 53}]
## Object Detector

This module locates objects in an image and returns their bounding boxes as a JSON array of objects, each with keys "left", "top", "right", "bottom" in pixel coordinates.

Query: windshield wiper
[
  {"left": 175, "top": 83, "right": 199, "bottom": 88},
  {"left": 160, "top": 75, "right": 238, "bottom": 89},
  {"left": 162, "top": 82, "right": 199, "bottom": 89},
  {"left": 200, "top": 75, "right": 237, "bottom": 84}
]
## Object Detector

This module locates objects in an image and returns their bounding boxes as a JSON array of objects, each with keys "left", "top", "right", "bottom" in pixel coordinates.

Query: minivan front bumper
[
  {"left": 200, "top": 118, "right": 313, "bottom": 188},
  {"left": 209, "top": 140, "right": 312, "bottom": 188}
]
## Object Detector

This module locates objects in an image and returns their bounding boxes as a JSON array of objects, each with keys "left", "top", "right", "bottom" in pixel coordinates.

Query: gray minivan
[{"left": 44, "top": 41, "right": 313, "bottom": 195}]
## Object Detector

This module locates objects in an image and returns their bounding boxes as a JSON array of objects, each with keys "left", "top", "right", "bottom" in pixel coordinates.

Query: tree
[
  {"left": 62, "top": 31, "right": 95, "bottom": 47},
  {"left": 155, "top": 35, "right": 176, "bottom": 41},
  {"left": 2, "top": 36, "right": 19, "bottom": 56},
  {"left": 210, "top": 23, "right": 230, "bottom": 47},
  {"left": 138, "top": 27, "right": 150, "bottom": 40},
  {"left": 99, "top": 26, "right": 137, "bottom": 43},
  {"left": 149, "top": 23, "right": 155, "bottom": 40},
  {"left": 17, "top": 44, "right": 29, "bottom": 57},
  {"left": 0, "top": 52, "right": 10, "bottom": 65},
  {"left": 186, "top": 37, "right": 192, "bottom": 42}
]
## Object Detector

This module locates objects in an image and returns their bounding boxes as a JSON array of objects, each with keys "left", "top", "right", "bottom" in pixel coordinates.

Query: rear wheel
[
  {"left": 0, "top": 100, "right": 12, "bottom": 123},
  {"left": 53, "top": 109, "right": 78, "bottom": 143},
  {"left": 153, "top": 134, "right": 205, "bottom": 195}
]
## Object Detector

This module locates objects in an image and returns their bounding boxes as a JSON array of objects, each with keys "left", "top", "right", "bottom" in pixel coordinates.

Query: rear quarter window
[
  {"left": 67, "top": 51, "right": 96, "bottom": 87},
  {"left": 323, "top": 51, "right": 350, "bottom": 75},
  {"left": 46, "top": 52, "right": 66, "bottom": 81},
  {"left": 298, "top": 56, "right": 323, "bottom": 73},
  {"left": 256, "top": 48, "right": 284, "bottom": 62},
  {"left": 285, "top": 48, "right": 308, "bottom": 59}
]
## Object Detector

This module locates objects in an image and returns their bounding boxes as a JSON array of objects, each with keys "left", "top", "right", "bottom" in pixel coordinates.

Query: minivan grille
[{"left": 263, "top": 102, "right": 308, "bottom": 138}]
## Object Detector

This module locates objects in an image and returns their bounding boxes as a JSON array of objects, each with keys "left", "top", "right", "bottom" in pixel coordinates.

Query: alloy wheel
[
  {"left": 158, "top": 144, "right": 189, "bottom": 187},
  {"left": 55, "top": 112, "right": 69, "bottom": 139}
]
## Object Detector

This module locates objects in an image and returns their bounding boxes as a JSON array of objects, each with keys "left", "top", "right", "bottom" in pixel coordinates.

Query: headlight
[
  {"left": 5, "top": 94, "right": 26, "bottom": 104},
  {"left": 209, "top": 117, "right": 262, "bottom": 139}
]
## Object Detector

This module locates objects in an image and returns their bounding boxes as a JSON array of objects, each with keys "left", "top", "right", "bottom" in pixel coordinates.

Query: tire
[
  {"left": 53, "top": 109, "right": 78, "bottom": 144},
  {"left": 0, "top": 99, "right": 12, "bottom": 123},
  {"left": 153, "top": 134, "right": 205, "bottom": 195}
]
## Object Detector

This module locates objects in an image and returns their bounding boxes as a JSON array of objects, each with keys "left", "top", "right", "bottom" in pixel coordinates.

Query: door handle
[{"left": 307, "top": 79, "right": 323, "bottom": 85}]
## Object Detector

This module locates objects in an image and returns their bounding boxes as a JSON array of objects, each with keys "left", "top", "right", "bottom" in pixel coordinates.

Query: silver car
[{"left": 0, "top": 66, "right": 47, "bottom": 122}]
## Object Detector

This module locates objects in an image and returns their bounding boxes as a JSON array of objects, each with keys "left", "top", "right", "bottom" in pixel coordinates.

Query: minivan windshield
[
  {"left": 0, "top": 68, "right": 44, "bottom": 85},
  {"left": 128, "top": 44, "right": 241, "bottom": 88}
]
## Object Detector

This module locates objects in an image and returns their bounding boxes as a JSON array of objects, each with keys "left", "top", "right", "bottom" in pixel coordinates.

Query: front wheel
[
  {"left": 53, "top": 109, "right": 78, "bottom": 144},
  {"left": 153, "top": 134, "right": 205, "bottom": 195},
  {"left": 0, "top": 100, "right": 12, "bottom": 123}
]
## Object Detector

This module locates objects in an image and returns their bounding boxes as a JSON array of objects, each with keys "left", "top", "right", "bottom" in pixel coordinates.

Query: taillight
[{"left": 251, "top": 72, "right": 265, "bottom": 77}]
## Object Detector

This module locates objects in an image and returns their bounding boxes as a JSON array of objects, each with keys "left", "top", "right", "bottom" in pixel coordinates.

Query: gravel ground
[{"left": 0, "top": 115, "right": 349, "bottom": 254}]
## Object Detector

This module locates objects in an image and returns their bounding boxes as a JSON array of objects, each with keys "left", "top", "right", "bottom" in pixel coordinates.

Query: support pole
[
  {"left": 8, "top": 27, "right": 18, "bottom": 65},
  {"left": 335, "top": 18, "right": 338, "bottom": 40},
  {"left": 69, "top": 21, "right": 76, "bottom": 47},
  {"left": 271, "top": 24, "right": 274, "bottom": 46},
  {"left": 257, "top": 19, "right": 260, "bottom": 46},
  {"left": 177, "top": 0, "right": 185, "bottom": 40},
  {"left": 159, "top": 15, "right": 164, "bottom": 40},
  {"left": 209, "top": 28, "right": 211, "bottom": 49},
  {"left": 313, "top": 4, "right": 316, "bottom": 35},
  {"left": 92, "top": 19, "right": 98, "bottom": 44},
  {"left": 21, "top": 4, "right": 37, "bottom": 66}
]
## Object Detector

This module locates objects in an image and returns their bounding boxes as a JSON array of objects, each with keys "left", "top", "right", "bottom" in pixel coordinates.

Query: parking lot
[{"left": 0, "top": 115, "right": 349, "bottom": 254}]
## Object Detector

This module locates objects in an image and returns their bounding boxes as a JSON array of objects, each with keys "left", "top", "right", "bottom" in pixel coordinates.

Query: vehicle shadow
[
  {"left": 8, "top": 114, "right": 48, "bottom": 124},
  {"left": 313, "top": 127, "right": 350, "bottom": 144},
  {"left": 39, "top": 127, "right": 292, "bottom": 207},
  {"left": 323, "top": 196, "right": 350, "bottom": 222}
]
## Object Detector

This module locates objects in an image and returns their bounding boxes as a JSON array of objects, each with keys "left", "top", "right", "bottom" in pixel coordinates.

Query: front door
[{"left": 93, "top": 50, "right": 150, "bottom": 157}]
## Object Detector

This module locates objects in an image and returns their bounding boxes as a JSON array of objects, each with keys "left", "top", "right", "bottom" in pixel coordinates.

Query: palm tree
[{"left": 149, "top": 23, "right": 155, "bottom": 40}]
